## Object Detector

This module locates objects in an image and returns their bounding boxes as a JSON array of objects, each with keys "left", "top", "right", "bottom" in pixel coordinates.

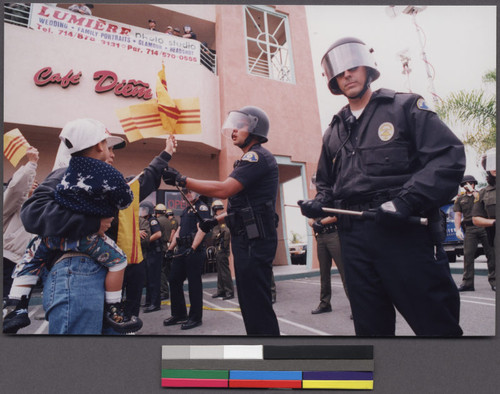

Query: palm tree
[{"left": 436, "top": 70, "right": 496, "bottom": 155}]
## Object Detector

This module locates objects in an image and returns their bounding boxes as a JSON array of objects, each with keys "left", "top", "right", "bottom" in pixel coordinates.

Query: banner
[
  {"left": 4, "top": 128, "right": 30, "bottom": 167},
  {"left": 29, "top": 4, "right": 200, "bottom": 64}
]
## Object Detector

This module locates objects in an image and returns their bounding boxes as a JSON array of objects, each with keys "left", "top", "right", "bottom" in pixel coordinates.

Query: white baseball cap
[{"left": 59, "top": 118, "right": 126, "bottom": 154}]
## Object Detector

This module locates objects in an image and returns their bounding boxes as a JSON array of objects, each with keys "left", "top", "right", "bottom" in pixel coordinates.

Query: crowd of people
[{"left": 3, "top": 36, "right": 496, "bottom": 337}]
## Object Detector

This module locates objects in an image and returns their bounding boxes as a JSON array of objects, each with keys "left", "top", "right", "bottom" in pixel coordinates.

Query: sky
[{"left": 283, "top": 5, "right": 497, "bottom": 242}]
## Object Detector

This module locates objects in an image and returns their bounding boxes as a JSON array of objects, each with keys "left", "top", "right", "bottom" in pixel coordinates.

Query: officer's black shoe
[
  {"left": 163, "top": 315, "right": 188, "bottom": 326},
  {"left": 457, "top": 285, "right": 475, "bottom": 292},
  {"left": 311, "top": 305, "right": 332, "bottom": 314},
  {"left": 143, "top": 305, "right": 161, "bottom": 313},
  {"left": 211, "top": 292, "right": 224, "bottom": 298},
  {"left": 181, "top": 319, "right": 202, "bottom": 330},
  {"left": 222, "top": 293, "right": 234, "bottom": 300}
]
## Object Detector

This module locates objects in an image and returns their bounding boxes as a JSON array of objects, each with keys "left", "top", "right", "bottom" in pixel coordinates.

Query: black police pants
[
  {"left": 123, "top": 260, "right": 146, "bottom": 317},
  {"left": 145, "top": 249, "right": 163, "bottom": 308},
  {"left": 168, "top": 246, "right": 205, "bottom": 321},
  {"left": 231, "top": 234, "right": 280, "bottom": 336},
  {"left": 339, "top": 218, "right": 463, "bottom": 336}
]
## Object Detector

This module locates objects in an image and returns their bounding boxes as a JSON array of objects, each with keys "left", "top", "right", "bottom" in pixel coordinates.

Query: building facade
[{"left": 4, "top": 3, "right": 323, "bottom": 270}]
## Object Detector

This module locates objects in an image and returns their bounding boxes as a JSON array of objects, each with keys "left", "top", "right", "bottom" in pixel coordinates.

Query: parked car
[{"left": 289, "top": 242, "right": 307, "bottom": 265}]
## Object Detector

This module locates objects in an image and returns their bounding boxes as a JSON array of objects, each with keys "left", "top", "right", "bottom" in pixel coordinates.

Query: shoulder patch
[
  {"left": 199, "top": 204, "right": 209, "bottom": 212},
  {"left": 416, "top": 98, "right": 434, "bottom": 112},
  {"left": 241, "top": 151, "right": 259, "bottom": 162},
  {"left": 150, "top": 219, "right": 159, "bottom": 226}
]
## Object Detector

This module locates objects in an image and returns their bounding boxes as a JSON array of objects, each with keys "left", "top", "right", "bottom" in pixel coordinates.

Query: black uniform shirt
[
  {"left": 179, "top": 199, "right": 210, "bottom": 237},
  {"left": 148, "top": 216, "right": 163, "bottom": 249},
  {"left": 315, "top": 88, "right": 465, "bottom": 213},
  {"left": 228, "top": 144, "right": 279, "bottom": 211}
]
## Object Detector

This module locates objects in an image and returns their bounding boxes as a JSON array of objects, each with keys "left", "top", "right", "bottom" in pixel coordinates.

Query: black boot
[
  {"left": 103, "top": 302, "right": 143, "bottom": 333},
  {"left": 3, "top": 295, "right": 31, "bottom": 334}
]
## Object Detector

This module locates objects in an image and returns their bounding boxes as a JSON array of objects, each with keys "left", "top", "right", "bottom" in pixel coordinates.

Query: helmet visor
[
  {"left": 221, "top": 111, "right": 258, "bottom": 139},
  {"left": 321, "top": 42, "right": 376, "bottom": 83}
]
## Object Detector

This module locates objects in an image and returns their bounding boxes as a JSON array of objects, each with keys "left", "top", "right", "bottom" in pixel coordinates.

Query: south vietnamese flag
[
  {"left": 117, "top": 176, "right": 143, "bottom": 264},
  {"left": 4, "top": 129, "right": 30, "bottom": 167}
]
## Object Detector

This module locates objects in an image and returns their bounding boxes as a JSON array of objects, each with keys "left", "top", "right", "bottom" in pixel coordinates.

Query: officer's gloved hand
[
  {"left": 165, "top": 250, "right": 174, "bottom": 261},
  {"left": 312, "top": 219, "right": 324, "bottom": 234},
  {"left": 162, "top": 167, "right": 187, "bottom": 187},
  {"left": 200, "top": 218, "right": 218, "bottom": 233},
  {"left": 455, "top": 228, "right": 464, "bottom": 240},
  {"left": 181, "top": 247, "right": 195, "bottom": 257},
  {"left": 374, "top": 198, "right": 413, "bottom": 227},
  {"left": 298, "top": 199, "right": 326, "bottom": 218},
  {"left": 3, "top": 296, "right": 31, "bottom": 334}
]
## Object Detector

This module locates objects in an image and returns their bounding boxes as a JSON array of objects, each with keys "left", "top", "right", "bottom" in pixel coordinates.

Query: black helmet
[
  {"left": 321, "top": 37, "right": 380, "bottom": 95},
  {"left": 139, "top": 201, "right": 154, "bottom": 216},
  {"left": 221, "top": 106, "right": 269, "bottom": 143},
  {"left": 460, "top": 175, "right": 477, "bottom": 186}
]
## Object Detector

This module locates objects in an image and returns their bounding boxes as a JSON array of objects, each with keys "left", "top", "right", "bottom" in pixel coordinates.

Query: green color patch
[{"left": 162, "top": 369, "right": 229, "bottom": 379}]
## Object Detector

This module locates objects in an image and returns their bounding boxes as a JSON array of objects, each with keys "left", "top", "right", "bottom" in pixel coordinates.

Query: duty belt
[{"left": 319, "top": 224, "right": 337, "bottom": 234}]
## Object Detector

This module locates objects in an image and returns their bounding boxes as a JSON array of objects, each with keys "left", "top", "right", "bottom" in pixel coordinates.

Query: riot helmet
[
  {"left": 460, "top": 175, "right": 477, "bottom": 187},
  {"left": 166, "top": 209, "right": 174, "bottom": 217},
  {"left": 212, "top": 200, "right": 224, "bottom": 213},
  {"left": 155, "top": 203, "right": 167, "bottom": 214},
  {"left": 139, "top": 201, "right": 155, "bottom": 217},
  {"left": 481, "top": 148, "right": 496, "bottom": 172},
  {"left": 321, "top": 37, "right": 380, "bottom": 96},
  {"left": 221, "top": 106, "right": 269, "bottom": 147}
]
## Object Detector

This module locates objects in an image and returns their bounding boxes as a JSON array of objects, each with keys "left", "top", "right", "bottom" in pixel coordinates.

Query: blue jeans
[{"left": 43, "top": 255, "right": 106, "bottom": 334}]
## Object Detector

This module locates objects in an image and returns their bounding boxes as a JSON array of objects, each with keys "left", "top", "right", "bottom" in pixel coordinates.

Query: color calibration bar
[{"left": 161, "top": 345, "right": 374, "bottom": 389}]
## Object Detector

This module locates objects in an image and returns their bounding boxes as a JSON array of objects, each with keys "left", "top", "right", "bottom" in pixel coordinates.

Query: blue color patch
[{"left": 230, "top": 370, "right": 302, "bottom": 380}]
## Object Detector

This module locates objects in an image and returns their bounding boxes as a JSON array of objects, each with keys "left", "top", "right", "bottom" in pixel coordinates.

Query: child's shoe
[
  {"left": 103, "top": 302, "right": 143, "bottom": 333},
  {"left": 3, "top": 295, "right": 31, "bottom": 333}
]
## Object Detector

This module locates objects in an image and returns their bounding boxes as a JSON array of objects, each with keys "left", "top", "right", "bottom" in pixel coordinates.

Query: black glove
[
  {"left": 373, "top": 198, "right": 413, "bottom": 227},
  {"left": 200, "top": 218, "right": 218, "bottom": 233},
  {"left": 312, "top": 219, "right": 325, "bottom": 234},
  {"left": 181, "top": 247, "right": 195, "bottom": 257},
  {"left": 3, "top": 296, "right": 31, "bottom": 334},
  {"left": 162, "top": 167, "right": 187, "bottom": 187},
  {"left": 165, "top": 249, "right": 174, "bottom": 261},
  {"left": 298, "top": 199, "right": 326, "bottom": 218}
]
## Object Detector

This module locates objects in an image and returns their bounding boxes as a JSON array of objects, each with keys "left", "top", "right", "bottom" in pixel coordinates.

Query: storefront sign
[
  {"left": 33, "top": 67, "right": 81, "bottom": 88},
  {"left": 33, "top": 67, "right": 153, "bottom": 100},
  {"left": 29, "top": 3, "right": 200, "bottom": 64}
]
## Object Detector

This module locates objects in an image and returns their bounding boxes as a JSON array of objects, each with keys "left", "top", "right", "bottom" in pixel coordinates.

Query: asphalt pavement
[{"left": 14, "top": 256, "right": 496, "bottom": 336}]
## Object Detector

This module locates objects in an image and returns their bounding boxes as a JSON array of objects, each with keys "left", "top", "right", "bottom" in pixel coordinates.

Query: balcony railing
[{"left": 4, "top": 3, "right": 217, "bottom": 74}]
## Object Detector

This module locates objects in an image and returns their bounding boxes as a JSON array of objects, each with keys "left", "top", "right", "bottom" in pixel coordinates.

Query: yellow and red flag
[
  {"left": 156, "top": 64, "right": 180, "bottom": 132},
  {"left": 115, "top": 102, "right": 165, "bottom": 143},
  {"left": 117, "top": 177, "right": 143, "bottom": 264},
  {"left": 174, "top": 97, "right": 201, "bottom": 134},
  {"left": 3, "top": 128, "right": 30, "bottom": 167}
]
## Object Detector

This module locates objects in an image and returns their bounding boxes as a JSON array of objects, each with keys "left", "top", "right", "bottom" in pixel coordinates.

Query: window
[{"left": 245, "top": 6, "right": 294, "bottom": 83}]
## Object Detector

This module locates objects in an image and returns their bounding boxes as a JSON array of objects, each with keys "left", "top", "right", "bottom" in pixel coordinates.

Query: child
[{"left": 4, "top": 119, "right": 142, "bottom": 334}]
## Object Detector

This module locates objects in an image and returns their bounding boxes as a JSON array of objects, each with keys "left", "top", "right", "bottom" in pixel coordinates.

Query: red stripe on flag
[
  {"left": 5, "top": 135, "right": 26, "bottom": 158},
  {"left": 5, "top": 137, "right": 28, "bottom": 160}
]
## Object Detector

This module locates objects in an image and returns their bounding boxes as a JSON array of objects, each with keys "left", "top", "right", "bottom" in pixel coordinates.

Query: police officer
[
  {"left": 472, "top": 148, "right": 496, "bottom": 291},
  {"left": 209, "top": 200, "right": 234, "bottom": 300},
  {"left": 162, "top": 106, "right": 280, "bottom": 336},
  {"left": 454, "top": 175, "right": 495, "bottom": 292},
  {"left": 141, "top": 201, "right": 163, "bottom": 313},
  {"left": 163, "top": 189, "right": 210, "bottom": 330},
  {"left": 155, "top": 204, "right": 178, "bottom": 301},
  {"left": 298, "top": 37, "right": 465, "bottom": 336}
]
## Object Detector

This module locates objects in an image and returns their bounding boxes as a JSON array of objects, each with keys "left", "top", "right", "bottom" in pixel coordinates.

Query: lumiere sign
[{"left": 33, "top": 66, "right": 153, "bottom": 100}]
